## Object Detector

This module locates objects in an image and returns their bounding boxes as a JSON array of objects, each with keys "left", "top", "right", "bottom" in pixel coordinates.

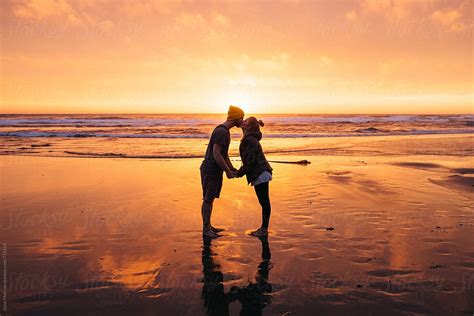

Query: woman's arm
[{"left": 237, "top": 139, "right": 259, "bottom": 177}]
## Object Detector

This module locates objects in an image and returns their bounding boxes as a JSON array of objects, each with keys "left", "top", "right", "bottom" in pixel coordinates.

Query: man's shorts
[{"left": 200, "top": 167, "right": 223, "bottom": 202}]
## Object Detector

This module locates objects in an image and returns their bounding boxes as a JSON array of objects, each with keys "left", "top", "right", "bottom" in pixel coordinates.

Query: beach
[
  {"left": 1, "top": 133, "right": 473, "bottom": 315},
  {"left": 3, "top": 0, "right": 473, "bottom": 313}
]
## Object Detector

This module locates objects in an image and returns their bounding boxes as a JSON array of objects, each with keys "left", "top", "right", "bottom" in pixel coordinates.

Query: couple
[{"left": 200, "top": 105, "right": 273, "bottom": 238}]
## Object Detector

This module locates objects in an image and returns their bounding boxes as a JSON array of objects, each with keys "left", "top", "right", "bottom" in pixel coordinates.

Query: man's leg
[
  {"left": 202, "top": 199, "right": 219, "bottom": 237},
  {"left": 202, "top": 199, "right": 212, "bottom": 230},
  {"left": 210, "top": 202, "right": 213, "bottom": 223}
]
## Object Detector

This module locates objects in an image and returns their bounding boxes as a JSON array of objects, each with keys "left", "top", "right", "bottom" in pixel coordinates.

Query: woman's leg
[{"left": 254, "top": 182, "right": 271, "bottom": 229}]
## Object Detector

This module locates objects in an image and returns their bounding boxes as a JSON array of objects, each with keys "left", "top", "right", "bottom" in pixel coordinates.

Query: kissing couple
[{"left": 200, "top": 106, "right": 273, "bottom": 238}]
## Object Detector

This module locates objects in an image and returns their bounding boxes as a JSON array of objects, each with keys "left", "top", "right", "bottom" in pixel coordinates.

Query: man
[{"left": 201, "top": 105, "right": 245, "bottom": 238}]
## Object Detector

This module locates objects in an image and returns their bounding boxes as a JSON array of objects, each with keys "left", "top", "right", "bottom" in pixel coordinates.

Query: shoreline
[
  {"left": 1, "top": 133, "right": 473, "bottom": 160},
  {"left": 1, "top": 129, "right": 473, "bottom": 139}
]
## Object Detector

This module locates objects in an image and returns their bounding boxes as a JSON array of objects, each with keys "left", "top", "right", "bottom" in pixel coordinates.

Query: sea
[{"left": 0, "top": 114, "right": 473, "bottom": 158}]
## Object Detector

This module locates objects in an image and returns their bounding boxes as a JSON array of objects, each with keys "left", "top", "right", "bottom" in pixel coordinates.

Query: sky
[{"left": 0, "top": 0, "right": 472, "bottom": 114}]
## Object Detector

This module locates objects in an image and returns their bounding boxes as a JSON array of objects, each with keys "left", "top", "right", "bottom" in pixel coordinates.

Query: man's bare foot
[
  {"left": 203, "top": 228, "right": 220, "bottom": 238},
  {"left": 211, "top": 226, "right": 225, "bottom": 233},
  {"left": 250, "top": 227, "right": 268, "bottom": 237}
]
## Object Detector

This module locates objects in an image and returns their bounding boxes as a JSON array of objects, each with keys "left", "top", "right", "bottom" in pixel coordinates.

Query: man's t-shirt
[{"left": 202, "top": 125, "right": 230, "bottom": 176}]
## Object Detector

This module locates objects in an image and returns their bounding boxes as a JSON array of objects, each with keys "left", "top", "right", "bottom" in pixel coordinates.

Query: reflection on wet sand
[
  {"left": 1, "top": 149, "right": 473, "bottom": 315},
  {"left": 202, "top": 236, "right": 229, "bottom": 315},
  {"left": 202, "top": 237, "right": 272, "bottom": 316}
]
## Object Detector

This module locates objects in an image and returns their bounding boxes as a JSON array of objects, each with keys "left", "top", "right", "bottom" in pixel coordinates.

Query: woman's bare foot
[
  {"left": 203, "top": 228, "right": 220, "bottom": 238},
  {"left": 211, "top": 226, "right": 225, "bottom": 233},
  {"left": 250, "top": 227, "right": 268, "bottom": 237}
]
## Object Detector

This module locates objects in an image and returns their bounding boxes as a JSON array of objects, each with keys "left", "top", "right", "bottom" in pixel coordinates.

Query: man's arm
[
  {"left": 213, "top": 144, "right": 234, "bottom": 178},
  {"left": 225, "top": 155, "right": 237, "bottom": 172}
]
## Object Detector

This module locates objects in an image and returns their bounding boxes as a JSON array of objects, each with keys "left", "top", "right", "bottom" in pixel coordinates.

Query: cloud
[
  {"left": 345, "top": 10, "right": 358, "bottom": 22},
  {"left": 175, "top": 12, "right": 206, "bottom": 29},
  {"left": 174, "top": 11, "right": 231, "bottom": 31},
  {"left": 9, "top": 0, "right": 183, "bottom": 31},
  {"left": 319, "top": 56, "right": 333, "bottom": 67},
  {"left": 13, "top": 0, "right": 81, "bottom": 24},
  {"left": 362, "top": 0, "right": 391, "bottom": 12},
  {"left": 431, "top": 9, "right": 465, "bottom": 31},
  {"left": 359, "top": 0, "right": 427, "bottom": 20},
  {"left": 97, "top": 19, "right": 114, "bottom": 32},
  {"left": 230, "top": 53, "right": 290, "bottom": 73},
  {"left": 227, "top": 77, "right": 257, "bottom": 87},
  {"left": 254, "top": 53, "right": 289, "bottom": 71},
  {"left": 115, "top": 0, "right": 180, "bottom": 17},
  {"left": 211, "top": 12, "right": 230, "bottom": 28},
  {"left": 377, "top": 58, "right": 407, "bottom": 76}
]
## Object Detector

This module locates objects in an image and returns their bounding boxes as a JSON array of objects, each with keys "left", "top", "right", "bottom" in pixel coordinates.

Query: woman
[{"left": 237, "top": 117, "right": 273, "bottom": 237}]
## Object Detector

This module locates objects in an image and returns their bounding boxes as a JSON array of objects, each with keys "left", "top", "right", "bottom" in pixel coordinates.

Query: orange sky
[{"left": 0, "top": 0, "right": 472, "bottom": 114}]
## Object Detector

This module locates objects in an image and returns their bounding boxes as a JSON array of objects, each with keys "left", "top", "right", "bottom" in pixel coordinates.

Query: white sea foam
[
  {"left": 1, "top": 129, "right": 472, "bottom": 139},
  {"left": 1, "top": 114, "right": 472, "bottom": 128}
]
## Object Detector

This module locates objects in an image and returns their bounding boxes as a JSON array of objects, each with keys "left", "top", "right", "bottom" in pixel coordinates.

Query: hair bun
[{"left": 258, "top": 120, "right": 264, "bottom": 127}]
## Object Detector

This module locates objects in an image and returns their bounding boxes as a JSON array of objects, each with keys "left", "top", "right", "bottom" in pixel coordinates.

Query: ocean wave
[
  {"left": 1, "top": 114, "right": 472, "bottom": 128},
  {"left": 61, "top": 151, "right": 314, "bottom": 163},
  {"left": 0, "top": 131, "right": 208, "bottom": 138},
  {"left": 63, "top": 151, "right": 203, "bottom": 159},
  {"left": 0, "top": 129, "right": 472, "bottom": 139},
  {"left": 355, "top": 127, "right": 387, "bottom": 133},
  {"left": 0, "top": 118, "right": 220, "bottom": 127}
]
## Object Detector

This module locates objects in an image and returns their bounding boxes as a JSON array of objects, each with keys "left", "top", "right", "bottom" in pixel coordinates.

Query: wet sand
[{"left": 1, "top": 152, "right": 473, "bottom": 315}]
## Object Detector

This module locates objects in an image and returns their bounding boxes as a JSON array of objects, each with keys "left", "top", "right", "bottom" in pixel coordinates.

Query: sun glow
[{"left": 215, "top": 90, "right": 258, "bottom": 115}]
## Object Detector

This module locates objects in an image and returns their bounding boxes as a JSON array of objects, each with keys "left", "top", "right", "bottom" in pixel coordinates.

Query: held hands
[
  {"left": 226, "top": 167, "right": 241, "bottom": 179},
  {"left": 231, "top": 166, "right": 242, "bottom": 178},
  {"left": 225, "top": 169, "right": 235, "bottom": 179}
]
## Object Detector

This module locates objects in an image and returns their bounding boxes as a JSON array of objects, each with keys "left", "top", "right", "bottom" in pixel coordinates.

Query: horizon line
[{"left": 0, "top": 112, "right": 472, "bottom": 116}]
